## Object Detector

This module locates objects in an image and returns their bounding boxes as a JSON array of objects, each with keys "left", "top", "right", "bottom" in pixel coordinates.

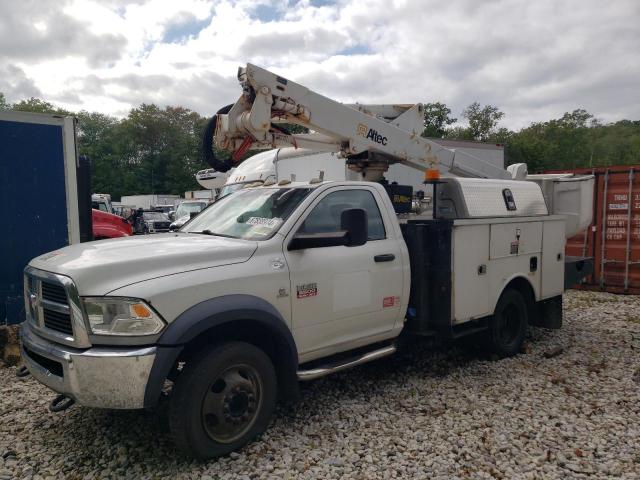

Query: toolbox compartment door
[
  {"left": 452, "top": 224, "right": 490, "bottom": 323},
  {"left": 489, "top": 222, "right": 543, "bottom": 260}
]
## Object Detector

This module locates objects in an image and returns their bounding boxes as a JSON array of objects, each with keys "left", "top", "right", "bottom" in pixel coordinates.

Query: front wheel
[
  {"left": 169, "top": 342, "right": 277, "bottom": 459},
  {"left": 486, "top": 289, "right": 528, "bottom": 357}
]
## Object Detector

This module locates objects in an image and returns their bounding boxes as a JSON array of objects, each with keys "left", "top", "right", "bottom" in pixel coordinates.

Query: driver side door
[{"left": 284, "top": 186, "right": 404, "bottom": 360}]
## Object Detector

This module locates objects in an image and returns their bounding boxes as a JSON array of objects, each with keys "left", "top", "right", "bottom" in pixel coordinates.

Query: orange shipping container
[{"left": 545, "top": 165, "right": 640, "bottom": 294}]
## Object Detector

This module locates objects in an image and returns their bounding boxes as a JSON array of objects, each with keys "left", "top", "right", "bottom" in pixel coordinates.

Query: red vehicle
[{"left": 92, "top": 209, "right": 132, "bottom": 240}]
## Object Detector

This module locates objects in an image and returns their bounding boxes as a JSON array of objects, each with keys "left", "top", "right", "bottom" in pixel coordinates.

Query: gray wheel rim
[{"left": 201, "top": 363, "right": 263, "bottom": 444}]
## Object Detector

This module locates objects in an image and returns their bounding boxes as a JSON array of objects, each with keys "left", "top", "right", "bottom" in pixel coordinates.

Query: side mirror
[
  {"left": 341, "top": 208, "right": 367, "bottom": 246},
  {"left": 168, "top": 211, "right": 175, "bottom": 221},
  {"left": 288, "top": 208, "right": 368, "bottom": 251}
]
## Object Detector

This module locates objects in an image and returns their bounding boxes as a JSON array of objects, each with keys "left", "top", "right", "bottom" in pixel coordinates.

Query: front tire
[
  {"left": 169, "top": 342, "right": 277, "bottom": 459},
  {"left": 486, "top": 289, "right": 528, "bottom": 357}
]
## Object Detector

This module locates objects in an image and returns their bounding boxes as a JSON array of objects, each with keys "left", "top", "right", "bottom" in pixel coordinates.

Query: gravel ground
[{"left": 1, "top": 290, "right": 639, "bottom": 480}]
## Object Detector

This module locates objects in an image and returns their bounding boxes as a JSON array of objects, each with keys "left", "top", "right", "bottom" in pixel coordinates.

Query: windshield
[
  {"left": 219, "top": 182, "right": 251, "bottom": 199},
  {"left": 153, "top": 206, "right": 173, "bottom": 213},
  {"left": 92, "top": 201, "right": 108, "bottom": 212},
  {"left": 175, "top": 202, "right": 207, "bottom": 218},
  {"left": 144, "top": 212, "right": 169, "bottom": 221},
  {"left": 182, "top": 187, "right": 311, "bottom": 240}
]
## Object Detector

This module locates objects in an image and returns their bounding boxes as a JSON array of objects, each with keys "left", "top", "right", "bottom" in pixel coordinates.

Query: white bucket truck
[{"left": 19, "top": 64, "right": 593, "bottom": 458}]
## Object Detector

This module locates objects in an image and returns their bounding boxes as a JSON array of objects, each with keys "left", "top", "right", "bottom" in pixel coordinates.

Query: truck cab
[
  {"left": 91, "top": 193, "right": 113, "bottom": 214},
  {"left": 91, "top": 208, "right": 133, "bottom": 240},
  {"left": 169, "top": 199, "right": 210, "bottom": 230},
  {"left": 218, "top": 150, "right": 278, "bottom": 198}
]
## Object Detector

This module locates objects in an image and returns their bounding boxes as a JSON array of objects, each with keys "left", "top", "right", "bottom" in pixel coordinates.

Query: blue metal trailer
[{"left": 0, "top": 111, "right": 91, "bottom": 325}]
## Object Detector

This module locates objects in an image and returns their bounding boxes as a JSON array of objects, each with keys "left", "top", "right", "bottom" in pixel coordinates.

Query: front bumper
[{"left": 20, "top": 321, "right": 156, "bottom": 409}]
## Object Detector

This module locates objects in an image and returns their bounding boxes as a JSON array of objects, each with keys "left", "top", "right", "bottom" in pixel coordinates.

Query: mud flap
[
  {"left": 565, "top": 256, "right": 594, "bottom": 289},
  {"left": 532, "top": 295, "right": 563, "bottom": 329}
]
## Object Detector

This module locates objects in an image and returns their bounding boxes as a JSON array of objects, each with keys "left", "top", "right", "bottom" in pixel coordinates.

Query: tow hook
[
  {"left": 15, "top": 365, "right": 31, "bottom": 378},
  {"left": 49, "top": 394, "right": 75, "bottom": 413}
]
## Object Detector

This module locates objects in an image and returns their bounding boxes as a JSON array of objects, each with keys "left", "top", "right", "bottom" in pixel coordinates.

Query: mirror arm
[{"left": 288, "top": 231, "right": 348, "bottom": 251}]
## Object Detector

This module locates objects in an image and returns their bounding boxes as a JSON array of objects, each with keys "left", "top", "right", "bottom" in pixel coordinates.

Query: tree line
[
  {"left": 423, "top": 101, "right": 640, "bottom": 172},
  {"left": 1, "top": 93, "right": 209, "bottom": 199},
  {"left": 1, "top": 92, "right": 639, "bottom": 200}
]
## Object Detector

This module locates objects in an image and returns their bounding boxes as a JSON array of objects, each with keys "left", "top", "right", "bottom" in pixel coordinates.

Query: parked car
[
  {"left": 140, "top": 210, "right": 171, "bottom": 234},
  {"left": 92, "top": 209, "right": 132, "bottom": 240},
  {"left": 91, "top": 193, "right": 114, "bottom": 214},
  {"left": 152, "top": 204, "right": 175, "bottom": 215},
  {"left": 169, "top": 200, "right": 209, "bottom": 230},
  {"left": 113, "top": 204, "right": 136, "bottom": 219}
]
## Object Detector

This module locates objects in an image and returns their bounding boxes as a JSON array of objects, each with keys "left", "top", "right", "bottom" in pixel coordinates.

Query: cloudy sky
[{"left": 1, "top": 0, "right": 638, "bottom": 129}]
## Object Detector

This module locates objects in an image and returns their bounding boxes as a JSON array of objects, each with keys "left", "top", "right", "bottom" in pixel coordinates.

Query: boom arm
[{"left": 213, "top": 64, "right": 510, "bottom": 180}]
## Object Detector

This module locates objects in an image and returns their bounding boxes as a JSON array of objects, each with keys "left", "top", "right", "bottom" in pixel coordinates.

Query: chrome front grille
[
  {"left": 43, "top": 308, "right": 73, "bottom": 335},
  {"left": 24, "top": 267, "right": 91, "bottom": 348},
  {"left": 40, "top": 281, "right": 74, "bottom": 335},
  {"left": 41, "top": 281, "right": 68, "bottom": 304}
]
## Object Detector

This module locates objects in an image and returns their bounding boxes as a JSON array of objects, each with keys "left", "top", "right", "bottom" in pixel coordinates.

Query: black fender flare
[{"left": 144, "top": 295, "right": 298, "bottom": 407}]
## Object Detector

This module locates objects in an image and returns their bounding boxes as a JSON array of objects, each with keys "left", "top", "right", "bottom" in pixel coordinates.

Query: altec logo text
[{"left": 357, "top": 123, "right": 388, "bottom": 146}]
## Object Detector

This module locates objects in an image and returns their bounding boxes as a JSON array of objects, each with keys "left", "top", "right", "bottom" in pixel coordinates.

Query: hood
[{"left": 29, "top": 233, "right": 257, "bottom": 295}]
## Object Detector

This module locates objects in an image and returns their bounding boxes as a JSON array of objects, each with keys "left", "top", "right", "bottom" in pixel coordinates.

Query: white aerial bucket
[{"left": 526, "top": 174, "right": 595, "bottom": 238}]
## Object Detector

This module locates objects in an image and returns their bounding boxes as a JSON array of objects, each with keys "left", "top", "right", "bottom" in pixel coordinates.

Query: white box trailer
[
  {"left": 1, "top": 111, "right": 91, "bottom": 325},
  {"left": 119, "top": 194, "right": 181, "bottom": 210},
  {"left": 275, "top": 150, "right": 352, "bottom": 182},
  {"left": 185, "top": 190, "right": 216, "bottom": 201}
]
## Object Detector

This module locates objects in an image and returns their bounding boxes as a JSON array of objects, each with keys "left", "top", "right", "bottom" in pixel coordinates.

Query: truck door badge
[
  {"left": 277, "top": 288, "right": 289, "bottom": 298},
  {"left": 296, "top": 283, "right": 318, "bottom": 298},
  {"left": 383, "top": 296, "right": 400, "bottom": 308}
]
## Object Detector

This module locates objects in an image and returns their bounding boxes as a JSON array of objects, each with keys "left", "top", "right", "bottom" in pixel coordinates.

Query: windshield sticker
[{"left": 246, "top": 217, "right": 282, "bottom": 228}]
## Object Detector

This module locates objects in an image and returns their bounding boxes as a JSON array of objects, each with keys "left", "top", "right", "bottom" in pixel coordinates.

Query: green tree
[
  {"left": 503, "top": 109, "right": 640, "bottom": 172},
  {"left": 462, "top": 102, "right": 505, "bottom": 141},
  {"left": 278, "top": 122, "right": 309, "bottom": 134},
  {"left": 558, "top": 109, "right": 595, "bottom": 128},
  {"left": 590, "top": 120, "right": 640, "bottom": 166},
  {"left": 112, "top": 104, "right": 204, "bottom": 198},
  {"left": 75, "top": 111, "right": 123, "bottom": 196},
  {"left": 11, "top": 97, "right": 70, "bottom": 115},
  {"left": 7, "top": 90, "right": 640, "bottom": 193},
  {"left": 489, "top": 127, "right": 513, "bottom": 144},
  {"left": 444, "top": 125, "right": 475, "bottom": 141},
  {"left": 421, "top": 102, "right": 457, "bottom": 138}
]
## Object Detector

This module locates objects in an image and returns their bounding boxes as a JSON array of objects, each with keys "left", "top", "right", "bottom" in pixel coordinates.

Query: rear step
[{"left": 297, "top": 344, "right": 396, "bottom": 381}]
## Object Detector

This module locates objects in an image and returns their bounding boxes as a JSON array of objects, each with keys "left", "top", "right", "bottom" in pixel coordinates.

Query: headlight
[{"left": 82, "top": 297, "right": 165, "bottom": 336}]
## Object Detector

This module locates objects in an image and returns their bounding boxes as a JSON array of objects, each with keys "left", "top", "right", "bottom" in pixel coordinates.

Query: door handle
[{"left": 374, "top": 254, "right": 395, "bottom": 262}]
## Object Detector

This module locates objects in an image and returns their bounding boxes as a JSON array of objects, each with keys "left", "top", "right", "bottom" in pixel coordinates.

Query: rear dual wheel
[
  {"left": 169, "top": 342, "right": 277, "bottom": 459},
  {"left": 487, "top": 289, "right": 528, "bottom": 357}
]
